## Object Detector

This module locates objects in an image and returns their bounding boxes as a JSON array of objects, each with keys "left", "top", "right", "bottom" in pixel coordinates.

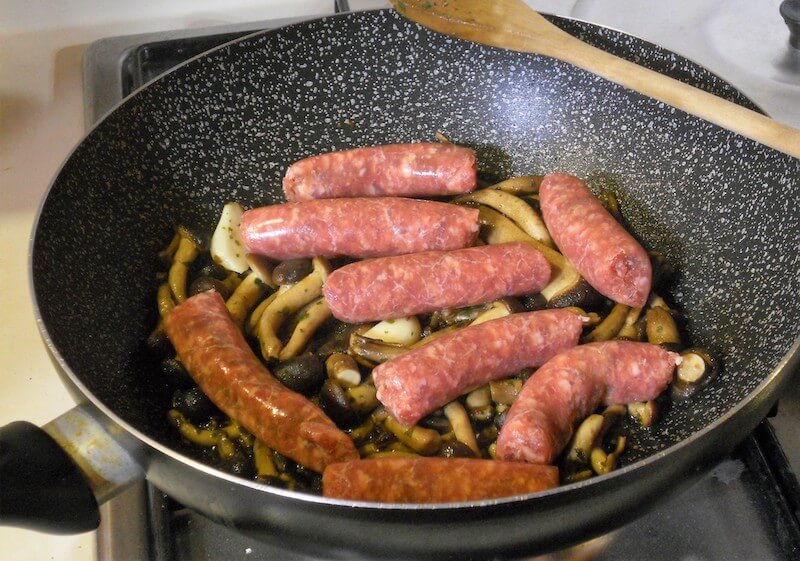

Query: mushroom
[
  {"left": 346, "top": 383, "right": 380, "bottom": 415},
  {"left": 156, "top": 283, "right": 175, "bottom": 319},
  {"left": 319, "top": 379, "right": 361, "bottom": 429},
  {"left": 584, "top": 303, "right": 631, "bottom": 343},
  {"left": 627, "top": 400, "right": 660, "bottom": 427},
  {"left": 272, "top": 258, "right": 313, "bottom": 285},
  {"left": 348, "top": 332, "right": 407, "bottom": 365},
  {"left": 245, "top": 253, "right": 278, "bottom": 289},
  {"left": 253, "top": 440, "right": 279, "bottom": 478},
  {"left": 616, "top": 306, "right": 644, "bottom": 341},
  {"left": 226, "top": 271, "right": 269, "bottom": 330},
  {"left": 443, "top": 402, "right": 480, "bottom": 456},
  {"left": 645, "top": 305, "right": 682, "bottom": 350},
  {"left": 157, "top": 229, "right": 181, "bottom": 267},
  {"left": 468, "top": 298, "right": 524, "bottom": 326},
  {"left": 429, "top": 304, "right": 490, "bottom": 330},
  {"left": 671, "top": 347, "right": 721, "bottom": 400},
  {"left": 279, "top": 297, "right": 333, "bottom": 360},
  {"left": 272, "top": 353, "right": 326, "bottom": 396},
  {"left": 455, "top": 188, "right": 553, "bottom": 247},
  {"left": 476, "top": 205, "right": 598, "bottom": 308},
  {"left": 168, "top": 226, "right": 203, "bottom": 303},
  {"left": 247, "top": 286, "right": 287, "bottom": 337},
  {"left": 590, "top": 436, "right": 627, "bottom": 475},
  {"left": 486, "top": 175, "right": 544, "bottom": 195},
  {"left": 564, "top": 405, "right": 626, "bottom": 467},
  {"left": 325, "top": 352, "right": 361, "bottom": 387},
  {"left": 489, "top": 377, "right": 523, "bottom": 405},
  {"left": 382, "top": 414, "right": 442, "bottom": 455},
  {"left": 257, "top": 257, "right": 330, "bottom": 361}
]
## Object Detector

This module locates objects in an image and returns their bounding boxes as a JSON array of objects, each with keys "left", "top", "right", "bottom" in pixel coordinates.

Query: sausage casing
[
  {"left": 164, "top": 291, "right": 358, "bottom": 473},
  {"left": 373, "top": 309, "right": 584, "bottom": 426},
  {"left": 496, "top": 341, "right": 679, "bottom": 464},
  {"left": 283, "top": 143, "right": 477, "bottom": 201},
  {"left": 539, "top": 173, "right": 652, "bottom": 307},
  {"left": 240, "top": 197, "right": 478, "bottom": 260},
  {"left": 324, "top": 242, "right": 551, "bottom": 323},
  {"left": 323, "top": 457, "right": 558, "bottom": 502}
]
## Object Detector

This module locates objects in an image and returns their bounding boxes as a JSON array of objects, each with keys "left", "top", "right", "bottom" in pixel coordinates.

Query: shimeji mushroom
[
  {"left": 256, "top": 257, "right": 331, "bottom": 361},
  {"left": 486, "top": 175, "right": 544, "bottom": 196},
  {"left": 671, "top": 348, "right": 721, "bottom": 400},
  {"left": 455, "top": 188, "right": 553, "bottom": 247},
  {"left": 476, "top": 205, "right": 598, "bottom": 308}
]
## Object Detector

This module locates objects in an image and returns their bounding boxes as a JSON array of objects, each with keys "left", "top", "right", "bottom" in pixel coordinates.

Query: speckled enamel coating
[{"left": 32, "top": 10, "right": 799, "bottom": 471}]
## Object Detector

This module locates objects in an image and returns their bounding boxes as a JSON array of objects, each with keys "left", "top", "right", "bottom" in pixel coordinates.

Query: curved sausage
[
  {"left": 373, "top": 309, "right": 584, "bottom": 426},
  {"left": 163, "top": 291, "right": 358, "bottom": 473},
  {"left": 240, "top": 197, "right": 478, "bottom": 260},
  {"left": 324, "top": 242, "right": 551, "bottom": 323},
  {"left": 283, "top": 143, "right": 477, "bottom": 201},
  {"left": 496, "top": 341, "right": 679, "bottom": 465},
  {"left": 323, "top": 457, "right": 558, "bottom": 503},
  {"left": 539, "top": 174, "right": 652, "bottom": 307}
]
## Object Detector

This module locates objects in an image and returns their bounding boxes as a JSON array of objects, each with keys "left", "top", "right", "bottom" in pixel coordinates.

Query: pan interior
[{"left": 32, "top": 10, "right": 800, "bottom": 470}]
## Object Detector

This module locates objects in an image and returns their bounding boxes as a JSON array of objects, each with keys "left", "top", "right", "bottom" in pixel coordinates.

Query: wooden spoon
[{"left": 391, "top": 0, "right": 800, "bottom": 159}]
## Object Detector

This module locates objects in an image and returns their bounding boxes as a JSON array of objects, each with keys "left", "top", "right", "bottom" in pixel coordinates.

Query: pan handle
[{"left": 0, "top": 404, "right": 143, "bottom": 533}]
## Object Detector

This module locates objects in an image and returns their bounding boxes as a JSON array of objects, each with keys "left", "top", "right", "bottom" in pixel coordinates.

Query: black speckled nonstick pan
[{"left": 10, "top": 8, "right": 800, "bottom": 559}]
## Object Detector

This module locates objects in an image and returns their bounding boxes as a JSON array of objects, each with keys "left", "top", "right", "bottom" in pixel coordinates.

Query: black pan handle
[
  {"left": 0, "top": 421, "right": 99, "bottom": 533},
  {"left": 0, "top": 405, "right": 143, "bottom": 533}
]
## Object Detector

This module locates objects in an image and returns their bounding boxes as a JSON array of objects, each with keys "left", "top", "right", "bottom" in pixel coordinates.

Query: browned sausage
[
  {"left": 323, "top": 457, "right": 558, "bottom": 502},
  {"left": 283, "top": 143, "right": 476, "bottom": 201},
  {"left": 240, "top": 197, "right": 479, "bottom": 260},
  {"left": 324, "top": 242, "right": 551, "bottom": 323},
  {"left": 496, "top": 341, "right": 679, "bottom": 464},
  {"left": 163, "top": 291, "right": 358, "bottom": 473},
  {"left": 539, "top": 174, "right": 652, "bottom": 307},
  {"left": 373, "top": 309, "right": 583, "bottom": 426}
]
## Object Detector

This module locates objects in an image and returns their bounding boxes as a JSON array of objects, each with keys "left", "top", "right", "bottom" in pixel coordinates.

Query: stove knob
[{"left": 780, "top": 0, "right": 800, "bottom": 49}]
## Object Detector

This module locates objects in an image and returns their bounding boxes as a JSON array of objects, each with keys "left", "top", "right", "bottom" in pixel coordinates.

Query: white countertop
[{"left": 1, "top": 1, "right": 796, "bottom": 560}]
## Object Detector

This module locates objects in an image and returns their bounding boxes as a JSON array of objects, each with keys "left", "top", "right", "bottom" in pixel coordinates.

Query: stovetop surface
[{"left": 83, "top": 5, "right": 800, "bottom": 560}]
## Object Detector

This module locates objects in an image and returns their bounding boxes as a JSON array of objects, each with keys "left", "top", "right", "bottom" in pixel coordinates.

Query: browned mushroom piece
[{"left": 671, "top": 348, "right": 721, "bottom": 400}]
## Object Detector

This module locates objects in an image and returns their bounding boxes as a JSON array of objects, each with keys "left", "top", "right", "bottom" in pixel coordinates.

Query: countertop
[{"left": 1, "top": 1, "right": 797, "bottom": 560}]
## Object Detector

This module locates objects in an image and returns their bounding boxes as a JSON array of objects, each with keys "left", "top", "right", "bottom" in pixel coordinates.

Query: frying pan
[{"left": 4, "top": 8, "right": 799, "bottom": 560}]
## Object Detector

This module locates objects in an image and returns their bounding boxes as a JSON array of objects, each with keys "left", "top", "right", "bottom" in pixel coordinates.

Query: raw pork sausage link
[
  {"left": 283, "top": 143, "right": 477, "bottom": 201},
  {"left": 373, "top": 309, "right": 583, "bottom": 426},
  {"left": 323, "top": 457, "right": 558, "bottom": 503},
  {"left": 539, "top": 173, "right": 652, "bottom": 307},
  {"left": 240, "top": 197, "right": 478, "bottom": 260},
  {"left": 163, "top": 291, "right": 358, "bottom": 473},
  {"left": 496, "top": 341, "right": 679, "bottom": 465},
  {"left": 324, "top": 242, "right": 551, "bottom": 323}
]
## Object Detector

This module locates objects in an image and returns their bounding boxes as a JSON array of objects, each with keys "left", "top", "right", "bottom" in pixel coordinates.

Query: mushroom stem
[
  {"left": 455, "top": 188, "right": 553, "bottom": 246},
  {"left": 157, "top": 283, "right": 176, "bottom": 319},
  {"left": 257, "top": 257, "right": 330, "bottom": 360},
  {"left": 326, "top": 352, "right": 361, "bottom": 387},
  {"left": 279, "top": 297, "right": 332, "bottom": 361},
  {"left": 253, "top": 440, "right": 278, "bottom": 478},
  {"left": 168, "top": 231, "right": 201, "bottom": 303},
  {"left": 226, "top": 271, "right": 268, "bottom": 329},
  {"left": 382, "top": 415, "right": 442, "bottom": 455},
  {"left": 585, "top": 303, "right": 630, "bottom": 343},
  {"left": 443, "top": 402, "right": 480, "bottom": 456},
  {"left": 486, "top": 175, "right": 543, "bottom": 195}
]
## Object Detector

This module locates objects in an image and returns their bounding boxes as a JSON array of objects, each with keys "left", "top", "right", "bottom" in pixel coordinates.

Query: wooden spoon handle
[
  {"left": 537, "top": 27, "right": 800, "bottom": 159},
  {"left": 393, "top": 0, "right": 800, "bottom": 160}
]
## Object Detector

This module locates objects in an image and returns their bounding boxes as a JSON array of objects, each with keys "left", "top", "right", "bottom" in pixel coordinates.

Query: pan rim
[{"left": 27, "top": 7, "right": 800, "bottom": 511}]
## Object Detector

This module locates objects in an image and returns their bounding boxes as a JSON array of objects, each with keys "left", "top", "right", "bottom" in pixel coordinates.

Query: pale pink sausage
[
  {"left": 373, "top": 309, "right": 584, "bottom": 426},
  {"left": 323, "top": 457, "right": 558, "bottom": 503},
  {"left": 324, "top": 242, "right": 551, "bottom": 323},
  {"left": 539, "top": 174, "right": 652, "bottom": 307},
  {"left": 164, "top": 291, "right": 358, "bottom": 473},
  {"left": 240, "top": 197, "right": 478, "bottom": 260},
  {"left": 496, "top": 341, "right": 679, "bottom": 465},
  {"left": 282, "top": 143, "right": 477, "bottom": 201}
]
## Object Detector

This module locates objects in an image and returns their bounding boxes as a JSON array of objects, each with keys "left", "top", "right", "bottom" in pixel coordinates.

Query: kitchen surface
[{"left": 1, "top": 1, "right": 798, "bottom": 560}]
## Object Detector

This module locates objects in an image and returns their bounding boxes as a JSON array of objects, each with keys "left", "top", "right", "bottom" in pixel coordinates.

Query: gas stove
[{"left": 82, "top": 1, "right": 800, "bottom": 559}]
